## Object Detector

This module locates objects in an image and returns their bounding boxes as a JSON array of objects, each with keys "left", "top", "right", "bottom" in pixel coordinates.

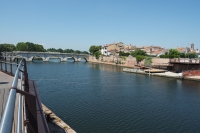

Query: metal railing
[
  {"left": 170, "top": 58, "right": 200, "bottom": 64},
  {"left": 0, "top": 58, "right": 29, "bottom": 133},
  {"left": 0, "top": 57, "right": 44, "bottom": 133}
]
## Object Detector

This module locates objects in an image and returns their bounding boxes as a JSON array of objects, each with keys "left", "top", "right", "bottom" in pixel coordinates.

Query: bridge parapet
[{"left": 2, "top": 51, "right": 89, "bottom": 62}]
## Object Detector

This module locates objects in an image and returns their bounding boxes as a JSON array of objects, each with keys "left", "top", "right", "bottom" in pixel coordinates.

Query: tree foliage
[
  {"left": 94, "top": 51, "right": 101, "bottom": 59},
  {"left": 35, "top": 44, "right": 45, "bottom": 52},
  {"left": 187, "top": 52, "right": 198, "bottom": 58},
  {"left": 1, "top": 42, "right": 89, "bottom": 54},
  {"left": 89, "top": 45, "right": 102, "bottom": 59},
  {"left": 131, "top": 49, "right": 146, "bottom": 57},
  {"left": 0, "top": 44, "right": 16, "bottom": 55},
  {"left": 47, "top": 48, "right": 57, "bottom": 52},
  {"left": 63, "top": 49, "right": 74, "bottom": 53},
  {"left": 168, "top": 49, "right": 180, "bottom": 58},
  {"left": 16, "top": 42, "right": 45, "bottom": 52},
  {"left": 119, "top": 51, "right": 130, "bottom": 57},
  {"left": 160, "top": 49, "right": 180, "bottom": 58},
  {"left": 16, "top": 42, "right": 28, "bottom": 51},
  {"left": 144, "top": 57, "right": 152, "bottom": 67},
  {"left": 89, "top": 45, "right": 101, "bottom": 55},
  {"left": 74, "top": 50, "right": 81, "bottom": 54},
  {"left": 136, "top": 55, "right": 145, "bottom": 63},
  {"left": 47, "top": 48, "right": 88, "bottom": 54},
  {"left": 57, "top": 48, "right": 63, "bottom": 53}
]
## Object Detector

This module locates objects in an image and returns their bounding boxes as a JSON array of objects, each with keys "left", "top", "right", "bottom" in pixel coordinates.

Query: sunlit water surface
[{"left": 27, "top": 62, "right": 200, "bottom": 133}]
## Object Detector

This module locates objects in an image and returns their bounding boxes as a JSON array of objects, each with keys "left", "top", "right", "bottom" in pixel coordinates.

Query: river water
[{"left": 27, "top": 62, "right": 200, "bottom": 133}]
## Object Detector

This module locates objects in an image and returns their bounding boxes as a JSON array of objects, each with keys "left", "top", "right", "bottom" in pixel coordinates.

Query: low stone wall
[
  {"left": 152, "top": 58, "right": 169, "bottom": 64},
  {"left": 89, "top": 56, "right": 136, "bottom": 67},
  {"left": 88, "top": 56, "right": 170, "bottom": 68}
]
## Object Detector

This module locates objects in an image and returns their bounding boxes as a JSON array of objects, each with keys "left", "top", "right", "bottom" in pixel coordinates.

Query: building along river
[{"left": 27, "top": 61, "right": 200, "bottom": 133}]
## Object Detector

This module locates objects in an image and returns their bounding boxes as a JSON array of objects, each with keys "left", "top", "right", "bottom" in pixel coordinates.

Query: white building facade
[{"left": 101, "top": 45, "right": 110, "bottom": 56}]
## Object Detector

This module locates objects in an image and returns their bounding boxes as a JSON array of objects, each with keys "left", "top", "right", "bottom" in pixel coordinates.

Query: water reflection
[
  {"left": 89, "top": 63, "right": 123, "bottom": 72},
  {"left": 26, "top": 62, "right": 200, "bottom": 133}
]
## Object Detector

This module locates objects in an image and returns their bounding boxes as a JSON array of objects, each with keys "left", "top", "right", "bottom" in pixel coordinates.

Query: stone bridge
[{"left": 2, "top": 51, "right": 89, "bottom": 62}]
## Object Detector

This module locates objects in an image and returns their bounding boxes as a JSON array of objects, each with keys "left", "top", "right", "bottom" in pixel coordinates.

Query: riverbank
[
  {"left": 88, "top": 60, "right": 200, "bottom": 81},
  {"left": 123, "top": 68, "right": 200, "bottom": 81},
  {"left": 88, "top": 60, "right": 136, "bottom": 68},
  {"left": 42, "top": 104, "right": 76, "bottom": 133}
]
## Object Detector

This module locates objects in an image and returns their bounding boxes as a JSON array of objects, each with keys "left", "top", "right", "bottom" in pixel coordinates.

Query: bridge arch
[
  {"left": 80, "top": 57, "right": 88, "bottom": 62},
  {"left": 32, "top": 56, "right": 44, "bottom": 62},
  {"left": 48, "top": 56, "right": 61, "bottom": 62},
  {"left": 64, "top": 57, "right": 75, "bottom": 62}
]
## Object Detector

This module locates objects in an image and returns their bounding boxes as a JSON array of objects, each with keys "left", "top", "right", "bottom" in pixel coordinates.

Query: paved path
[
  {"left": 0, "top": 71, "right": 14, "bottom": 119},
  {"left": 0, "top": 71, "right": 20, "bottom": 133}
]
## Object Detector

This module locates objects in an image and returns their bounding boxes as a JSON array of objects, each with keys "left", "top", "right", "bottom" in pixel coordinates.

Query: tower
[{"left": 191, "top": 43, "right": 194, "bottom": 51}]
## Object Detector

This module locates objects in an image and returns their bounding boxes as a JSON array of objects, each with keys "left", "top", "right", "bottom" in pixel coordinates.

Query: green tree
[
  {"left": 160, "top": 49, "right": 181, "bottom": 58},
  {"left": 63, "top": 49, "right": 74, "bottom": 53},
  {"left": 89, "top": 45, "right": 101, "bottom": 55},
  {"left": 94, "top": 51, "right": 101, "bottom": 59},
  {"left": 47, "top": 48, "right": 57, "bottom": 52},
  {"left": 136, "top": 55, "right": 145, "bottom": 64},
  {"left": 74, "top": 50, "right": 81, "bottom": 54},
  {"left": 26, "top": 42, "right": 36, "bottom": 51},
  {"left": 57, "top": 48, "right": 63, "bottom": 53},
  {"left": 35, "top": 44, "right": 45, "bottom": 52},
  {"left": 186, "top": 52, "right": 198, "bottom": 58},
  {"left": 0, "top": 44, "right": 16, "bottom": 55},
  {"left": 131, "top": 49, "right": 146, "bottom": 57},
  {"left": 121, "top": 56, "right": 126, "bottom": 60},
  {"left": 119, "top": 51, "right": 130, "bottom": 57},
  {"left": 89, "top": 45, "right": 102, "bottom": 59},
  {"left": 144, "top": 57, "right": 152, "bottom": 67},
  {"left": 180, "top": 53, "right": 186, "bottom": 58},
  {"left": 168, "top": 49, "right": 180, "bottom": 58},
  {"left": 81, "top": 51, "right": 89, "bottom": 54},
  {"left": 160, "top": 52, "right": 169, "bottom": 58},
  {"left": 16, "top": 42, "right": 28, "bottom": 51}
]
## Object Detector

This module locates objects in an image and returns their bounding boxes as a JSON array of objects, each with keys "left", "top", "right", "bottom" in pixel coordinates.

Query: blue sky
[{"left": 0, "top": 0, "right": 200, "bottom": 51}]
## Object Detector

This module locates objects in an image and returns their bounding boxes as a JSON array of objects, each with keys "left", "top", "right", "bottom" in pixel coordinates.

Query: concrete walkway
[
  {"left": 0, "top": 71, "right": 14, "bottom": 89},
  {"left": 0, "top": 71, "right": 20, "bottom": 133},
  {"left": 0, "top": 71, "right": 14, "bottom": 119}
]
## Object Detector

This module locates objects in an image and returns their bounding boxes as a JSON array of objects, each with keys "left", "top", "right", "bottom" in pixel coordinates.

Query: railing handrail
[
  {"left": 0, "top": 57, "right": 50, "bottom": 133},
  {"left": 0, "top": 58, "right": 24, "bottom": 133}
]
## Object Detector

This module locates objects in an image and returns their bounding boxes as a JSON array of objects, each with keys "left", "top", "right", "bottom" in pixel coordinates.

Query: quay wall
[
  {"left": 88, "top": 56, "right": 170, "bottom": 68},
  {"left": 172, "top": 64, "right": 200, "bottom": 73}
]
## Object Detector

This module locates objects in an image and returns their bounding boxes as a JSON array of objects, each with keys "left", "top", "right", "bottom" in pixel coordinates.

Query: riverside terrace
[{"left": 2, "top": 51, "right": 89, "bottom": 62}]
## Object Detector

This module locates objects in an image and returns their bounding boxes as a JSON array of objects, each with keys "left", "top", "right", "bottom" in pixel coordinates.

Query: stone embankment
[
  {"left": 88, "top": 55, "right": 169, "bottom": 68},
  {"left": 123, "top": 68, "right": 200, "bottom": 81},
  {"left": 88, "top": 56, "right": 200, "bottom": 81},
  {"left": 42, "top": 104, "right": 76, "bottom": 133}
]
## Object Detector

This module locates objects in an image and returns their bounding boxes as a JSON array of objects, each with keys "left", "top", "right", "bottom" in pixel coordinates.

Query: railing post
[
  {"left": 5, "top": 57, "right": 7, "bottom": 72},
  {"left": 10, "top": 57, "right": 12, "bottom": 75},
  {"left": 17, "top": 58, "right": 19, "bottom": 68},
  {"left": 17, "top": 68, "right": 23, "bottom": 133},
  {"left": 23, "top": 59, "right": 29, "bottom": 92},
  {"left": 0, "top": 60, "right": 2, "bottom": 70}
]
